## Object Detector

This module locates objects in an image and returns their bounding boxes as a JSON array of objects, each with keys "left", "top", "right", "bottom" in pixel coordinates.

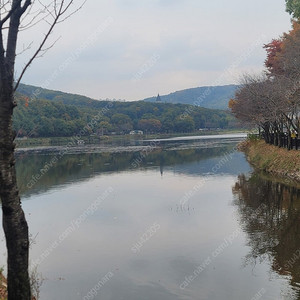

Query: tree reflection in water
[
  {"left": 233, "top": 173, "right": 300, "bottom": 297},
  {"left": 16, "top": 144, "right": 236, "bottom": 198}
]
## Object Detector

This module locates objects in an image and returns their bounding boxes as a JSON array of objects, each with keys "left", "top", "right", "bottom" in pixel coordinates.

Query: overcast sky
[{"left": 16, "top": 0, "right": 291, "bottom": 101}]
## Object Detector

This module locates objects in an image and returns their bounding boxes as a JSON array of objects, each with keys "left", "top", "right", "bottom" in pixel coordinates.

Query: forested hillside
[
  {"left": 17, "top": 83, "right": 105, "bottom": 108},
  {"left": 143, "top": 85, "right": 238, "bottom": 110},
  {"left": 17, "top": 83, "right": 238, "bottom": 110},
  {"left": 14, "top": 93, "right": 238, "bottom": 138}
]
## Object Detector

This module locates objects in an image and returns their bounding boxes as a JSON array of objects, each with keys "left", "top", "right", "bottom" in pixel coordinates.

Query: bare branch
[
  {"left": 58, "top": 0, "right": 87, "bottom": 23},
  {"left": 20, "top": 0, "right": 32, "bottom": 16},
  {"left": 16, "top": 40, "right": 33, "bottom": 55},
  {"left": 14, "top": 15, "right": 58, "bottom": 90},
  {"left": 19, "top": 5, "right": 54, "bottom": 31},
  {"left": 0, "top": 0, "right": 22, "bottom": 27},
  {"left": 14, "top": 0, "right": 87, "bottom": 91}
]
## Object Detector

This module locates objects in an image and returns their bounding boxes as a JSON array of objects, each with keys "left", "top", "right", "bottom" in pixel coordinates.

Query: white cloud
[{"left": 17, "top": 0, "right": 292, "bottom": 100}]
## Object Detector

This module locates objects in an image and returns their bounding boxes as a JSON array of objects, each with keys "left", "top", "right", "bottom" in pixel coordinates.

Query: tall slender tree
[{"left": 0, "top": 1, "right": 85, "bottom": 299}]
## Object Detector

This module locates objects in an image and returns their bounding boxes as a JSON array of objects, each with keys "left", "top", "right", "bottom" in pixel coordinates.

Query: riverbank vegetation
[
  {"left": 240, "top": 139, "right": 300, "bottom": 182},
  {"left": 230, "top": 4, "right": 300, "bottom": 150}
]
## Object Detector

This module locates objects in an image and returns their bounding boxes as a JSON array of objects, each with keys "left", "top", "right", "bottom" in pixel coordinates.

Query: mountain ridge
[
  {"left": 17, "top": 83, "right": 238, "bottom": 110},
  {"left": 143, "top": 84, "right": 238, "bottom": 110},
  {"left": 14, "top": 83, "right": 239, "bottom": 138}
]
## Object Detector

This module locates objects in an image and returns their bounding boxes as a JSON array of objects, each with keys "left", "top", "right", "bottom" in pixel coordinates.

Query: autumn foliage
[
  {"left": 263, "top": 39, "right": 284, "bottom": 76},
  {"left": 230, "top": 19, "right": 300, "bottom": 149}
]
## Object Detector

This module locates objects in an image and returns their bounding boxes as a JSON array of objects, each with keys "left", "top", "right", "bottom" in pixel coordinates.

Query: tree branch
[
  {"left": 0, "top": 0, "right": 22, "bottom": 27},
  {"left": 14, "top": 0, "right": 86, "bottom": 91},
  {"left": 20, "top": 0, "right": 32, "bottom": 16}
]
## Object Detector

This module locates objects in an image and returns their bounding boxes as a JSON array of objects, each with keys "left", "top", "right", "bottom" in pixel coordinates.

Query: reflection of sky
[
  {"left": 165, "top": 152, "right": 252, "bottom": 177},
  {"left": 145, "top": 133, "right": 247, "bottom": 142},
  {"left": 0, "top": 162, "right": 294, "bottom": 299},
  {"left": 17, "top": 139, "right": 253, "bottom": 200}
]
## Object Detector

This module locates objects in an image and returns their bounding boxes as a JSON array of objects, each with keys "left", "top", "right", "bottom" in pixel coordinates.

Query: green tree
[
  {"left": 286, "top": 0, "right": 300, "bottom": 19},
  {"left": 111, "top": 113, "right": 133, "bottom": 133},
  {"left": 99, "top": 121, "right": 113, "bottom": 135},
  {"left": 174, "top": 116, "right": 195, "bottom": 132},
  {"left": 161, "top": 118, "right": 174, "bottom": 133},
  {"left": 138, "top": 119, "right": 162, "bottom": 133},
  {"left": 39, "top": 117, "right": 55, "bottom": 137}
]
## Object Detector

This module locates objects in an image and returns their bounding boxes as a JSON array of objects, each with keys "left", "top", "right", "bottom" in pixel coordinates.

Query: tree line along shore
[
  {"left": 229, "top": 5, "right": 300, "bottom": 182},
  {"left": 13, "top": 94, "right": 239, "bottom": 139},
  {"left": 230, "top": 21, "right": 300, "bottom": 147}
]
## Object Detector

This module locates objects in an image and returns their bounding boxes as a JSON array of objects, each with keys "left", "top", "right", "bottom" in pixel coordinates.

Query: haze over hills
[
  {"left": 17, "top": 83, "right": 238, "bottom": 110},
  {"left": 143, "top": 84, "right": 239, "bottom": 110}
]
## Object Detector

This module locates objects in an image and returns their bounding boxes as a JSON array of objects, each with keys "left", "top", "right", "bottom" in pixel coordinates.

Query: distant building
[
  {"left": 156, "top": 94, "right": 162, "bottom": 102},
  {"left": 129, "top": 130, "right": 143, "bottom": 135},
  {"left": 77, "top": 140, "right": 85, "bottom": 145}
]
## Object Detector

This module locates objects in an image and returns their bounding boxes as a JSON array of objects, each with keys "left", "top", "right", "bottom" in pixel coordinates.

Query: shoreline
[
  {"left": 15, "top": 132, "right": 247, "bottom": 155},
  {"left": 15, "top": 130, "right": 247, "bottom": 149},
  {"left": 240, "top": 139, "right": 300, "bottom": 183}
]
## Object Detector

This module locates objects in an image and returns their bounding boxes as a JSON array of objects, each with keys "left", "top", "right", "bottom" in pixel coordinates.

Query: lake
[{"left": 3, "top": 133, "right": 300, "bottom": 299}]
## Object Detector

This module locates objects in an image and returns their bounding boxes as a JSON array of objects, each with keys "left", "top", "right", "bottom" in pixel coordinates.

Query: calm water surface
[{"left": 2, "top": 134, "right": 300, "bottom": 299}]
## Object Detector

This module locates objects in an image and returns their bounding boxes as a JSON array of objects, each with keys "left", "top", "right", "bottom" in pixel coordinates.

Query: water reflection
[
  {"left": 16, "top": 142, "right": 250, "bottom": 198},
  {"left": 7, "top": 138, "right": 300, "bottom": 299},
  {"left": 233, "top": 173, "right": 300, "bottom": 299}
]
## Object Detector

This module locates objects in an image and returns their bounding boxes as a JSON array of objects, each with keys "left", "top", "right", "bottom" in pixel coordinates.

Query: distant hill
[
  {"left": 17, "top": 83, "right": 239, "bottom": 111},
  {"left": 143, "top": 85, "right": 239, "bottom": 110},
  {"left": 17, "top": 83, "right": 102, "bottom": 108},
  {"left": 14, "top": 83, "right": 239, "bottom": 138}
]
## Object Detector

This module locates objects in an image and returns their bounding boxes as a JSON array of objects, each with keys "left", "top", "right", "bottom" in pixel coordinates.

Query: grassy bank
[{"left": 240, "top": 139, "right": 300, "bottom": 182}]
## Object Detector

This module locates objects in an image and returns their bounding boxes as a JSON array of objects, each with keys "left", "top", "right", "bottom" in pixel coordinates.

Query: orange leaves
[
  {"left": 20, "top": 96, "right": 29, "bottom": 107},
  {"left": 263, "top": 39, "right": 284, "bottom": 76},
  {"left": 228, "top": 99, "right": 237, "bottom": 109},
  {"left": 265, "top": 21, "right": 300, "bottom": 77}
]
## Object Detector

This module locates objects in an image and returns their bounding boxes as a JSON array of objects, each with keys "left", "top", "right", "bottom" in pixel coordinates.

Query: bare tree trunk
[
  {"left": 0, "top": 83, "right": 31, "bottom": 299},
  {"left": 274, "top": 132, "right": 278, "bottom": 146},
  {"left": 0, "top": 1, "right": 84, "bottom": 298},
  {"left": 288, "top": 134, "right": 292, "bottom": 150}
]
